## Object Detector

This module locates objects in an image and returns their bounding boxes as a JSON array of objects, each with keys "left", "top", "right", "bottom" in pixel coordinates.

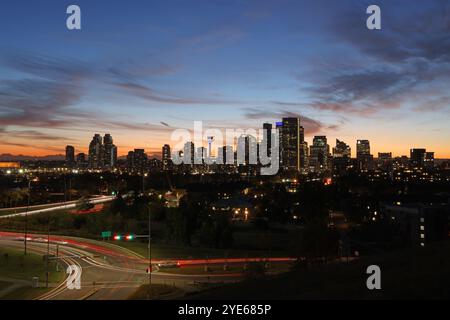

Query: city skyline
[{"left": 1, "top": 0, "right": 449, "bottom": 158}]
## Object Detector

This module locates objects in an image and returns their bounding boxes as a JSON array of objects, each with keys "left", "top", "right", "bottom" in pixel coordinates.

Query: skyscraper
[
  {"left": 262, "top": 123, "right": 272, "bottom": 158},
  {"left": 425, "top": 152, "right": 435, "bottom": 169},
  {"left": 65, "top": 145, "right": 75, "bottom": 166},
  {"left": 332, "top": 139, "right": 351, "bottom": 176},
  {"left": 410, "top": 148, "right": 426, "bottom": 168},
  {"left": 88, "top": 134, "right": 104, "bottom": 169},
  {"left": 132, "top": 149, "right": 147, "bottom": 173},
  {"left": 333, "top": 139, "right": 351, "bottom": 158},
  {"left": 309, "top": 136, "right": 329, "bottom": 172},
  {"left": 357, "top": 140, "right": 371, "bottom": 158},
  {"left": 183, "top": 141, "right": 195, "bottom": 165},
  {"left": 103, "top": 134, "right": 117, "bottom": 169},
  {"left": 356, "top": 139, "right": 373, "bottom": 171},
  {"left": 76, "top": 152, "right": 86, "bottom": 164},
  {"left": 280, "top": 117, "right": 304, "bottom": 172}
]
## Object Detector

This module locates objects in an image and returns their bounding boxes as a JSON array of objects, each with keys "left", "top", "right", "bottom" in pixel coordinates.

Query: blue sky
[{"left": 0, "top": 0, "right": 449, "bottom": 157}]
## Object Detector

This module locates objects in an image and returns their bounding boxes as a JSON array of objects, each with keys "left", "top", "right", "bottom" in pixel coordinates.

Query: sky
[{"left": 0, "top": 0, "right": 449, "bottom": 158}]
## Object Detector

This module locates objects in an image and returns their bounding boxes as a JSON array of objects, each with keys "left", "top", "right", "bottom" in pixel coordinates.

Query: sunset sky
[{"left": 0, "top": 0, "right": 449, "bottom": 158}]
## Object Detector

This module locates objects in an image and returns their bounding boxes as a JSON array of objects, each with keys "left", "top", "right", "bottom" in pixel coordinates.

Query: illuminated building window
[
  {"left": 420, "top": 234, "right": 425, "bottom": 239},
  {"left": 420, "top": 225, "right": 424, "bottom": 231}
]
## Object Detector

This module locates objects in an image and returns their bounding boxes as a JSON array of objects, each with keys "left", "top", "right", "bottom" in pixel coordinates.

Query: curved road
[{"left": 0, "top": 232, "right": 264, "bottom": 300}]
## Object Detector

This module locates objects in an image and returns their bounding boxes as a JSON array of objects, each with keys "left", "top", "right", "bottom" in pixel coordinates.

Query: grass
[
  {"left": 160, "top": 262, "right": 292, "bottom": 275},
  {"left": 0, "top": 248, "right": 65, "bottom": 300},
  {"left": 110, "top": 240, "right": 283, "bottom": 260},
  {"left": 128, "top": 284, "right": 181, "bottom": 300},
  {"left": 188, "top": 240, "right": 450, "bottom": 299}
]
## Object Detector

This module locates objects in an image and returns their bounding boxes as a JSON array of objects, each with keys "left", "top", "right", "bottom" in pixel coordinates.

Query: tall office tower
[
  {"left": 332, "top": 139, "right": 350, "bottom": 176},
  {"left": 76, "top": 152, "right": 86, "bottom": 164},
  {"left": 410, "top": 148, "right": 426, "bottom": 168},
  {"left": 183, "top": 141, "right": 195, "bottom": 165},
  {"left": 309, "top": 136, "right": 329, "bottom": 172},
  {"left": 275, "top": 121, "right": 283, "bottom": 167},
  {"left": 300, "top": 141, "right": 309, "bottom": 173},
  {"left": 88, "top": 134, "right": 104, "bottom": 169},
  {"left": 127, "top": 150, "right": 135, "bottom": 171},
  {"left": 65, "top": 145, "right": 75, "bottom": 166},
  {"left": 424, "top": 152, "right": 435, "bottom": 169},
  {"left": 356, "top": 140, "right": 371, "bottom": 157},
  {"left": 280, "top": 117, "right": 303, "bottom": 171},
  {"left": 378, "top": 152, "right": 393, "bottom": 170},
  {"left": 103, "top": 134, "right": 117, "bottom": 169},
  {"left": 262, "top": 123, "right": 272, "bottom": 158},
  {"left": 218, "top": 145, "right": 234, "bottom": 165},
  {"left": 132, "top": 149, "right": 148, "bottom": 173},
  {"left": 162, "top": 144, "right": 171, "bottom": 170},
  {"left": 332, "top": 139, "right": 351, "bottom": 158},
  {"left": 356, "top": 139, "right": 373, "bottom": 171},
  {"left": 195, "top": 147, "right": 207, "bottom": 164},
  {"left": 237, "top": 135, "right": 257, "bottom": 166}
]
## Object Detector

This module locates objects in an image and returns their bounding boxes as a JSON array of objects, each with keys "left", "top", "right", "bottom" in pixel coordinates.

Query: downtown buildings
[{"left": 82, "top": 133, "right": 118, "bottom": 170}]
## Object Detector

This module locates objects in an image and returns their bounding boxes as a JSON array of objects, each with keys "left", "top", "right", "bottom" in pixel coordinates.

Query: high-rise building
[
  {"left": 76, "top": 152, "right": 86, "bottom": 164},
  {"left": 183, "top": 142, "right": 195, "bottom": 165},
  {"left": 357, "top": 140, "right": 371, "bottom": 158},
  {"left": 218, "top": 145, "right": 234, "bottom": 165},
  {"left": 332, "top": 139, "right": 350, "bottom": 176},
  {"left": 378, "top": 152, "right": 393, "bottom": 170},
  {"left": 332, "top": 139, "right": 351, "bottom": 158},
  {"left": 133, "top": 149, "right": 148, "bottom": 172},
  {"left": 356, "top": 139, "right": 373, "bottom": 171},
  {"left": 425, "top": 152, "right": 435, "bottom": 169},
  {"left": 65, "top": 145, "right": 75, "bottom": 166},
  {"left": 127, "top": 151, "right": 135, "bottom": 171},
  {"left": 280, "top": 117, "right": 304, "bottom": 171},
  {"left": 195, "top": 147, "right": 207, "bottom": 165},
  {"left": 88, "top": 134, "right": 104, "bottom": 169},
  {"left": 162, "top": 144, "right": 171, "bottom": 170},
  {"left": 237, "top": 135, "right": 257, "bottom": 166},
  {"left": 309, "top": 136, "right": 329, "bottom": 172},
  {"left": 103, "top": 134, "right": 117, "bottom": 169},
  {"left": 410, "top": 148, "right": 427, "bottom": 168},
  {"left": 262, "top": 123, "right": 272, "bottom": 158},
  {"left": 128, "top": 149, "right": 147, "bottom": 173}
]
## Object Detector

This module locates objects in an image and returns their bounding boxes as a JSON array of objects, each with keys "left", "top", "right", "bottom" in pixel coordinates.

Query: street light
[
  {"left": 147, "top": 203, "right": 152, "bottom": 300},
  {"left": 24, "top": 179, "right": 31, "bottom": 255}
]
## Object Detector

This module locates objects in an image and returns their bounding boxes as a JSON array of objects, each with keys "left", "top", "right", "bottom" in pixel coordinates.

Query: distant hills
[{"left": 0, "top": 154, "right": 65, "bottom": 161}]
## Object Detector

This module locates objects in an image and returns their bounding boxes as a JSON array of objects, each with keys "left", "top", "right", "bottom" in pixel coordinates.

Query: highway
[
  {"left": 0, "top": 196, "right": 116, "bottom": 219},
  {"left": 0, "top": 232, "right": 264, "bottom": 300}
]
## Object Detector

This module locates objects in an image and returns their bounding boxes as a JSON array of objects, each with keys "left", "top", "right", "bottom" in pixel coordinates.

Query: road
[
  {"left": 0, "top": 232, "right": 268, "bottom": 300},
  {"left": 0, "top": 196, "right": 116, "bottom": 219}
]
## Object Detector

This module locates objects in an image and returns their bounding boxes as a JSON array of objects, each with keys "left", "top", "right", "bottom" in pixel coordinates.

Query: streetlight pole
[
  {"left": 147, "top": 205, "right": 152, "bottom": 300},
  {"left": 46, "top": 218, "right": 50, "bottom": 288},
  {"left": 24, "top": 179, "right": 31, "bottom": 255},
  {"left": 141, "top": 173, "right": 152, "bottom": 299}
]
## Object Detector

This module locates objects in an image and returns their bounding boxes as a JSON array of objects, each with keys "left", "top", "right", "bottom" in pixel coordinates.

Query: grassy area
[
  {"left": 189, "top": 240, "right": 450, "bottom": 299},
  {"left": 160, "top": 262, "right": 292, "bottom": 275},
  {"left": 128, "top": 284, "right": 182, "bottom": 300},
  {"left": 110, "top": 240, "right": 282, "bottom": 260},
  {"left": 0, "top": 248, "right": 65, "bottom": 300}
]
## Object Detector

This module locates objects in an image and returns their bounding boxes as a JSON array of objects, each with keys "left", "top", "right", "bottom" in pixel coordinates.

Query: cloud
[
  {"left": 294, "top": 1, "right": 450, "bottom": 117},
  {"left": 241, "top": 107, "right": 339, "bottom": 135}
]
